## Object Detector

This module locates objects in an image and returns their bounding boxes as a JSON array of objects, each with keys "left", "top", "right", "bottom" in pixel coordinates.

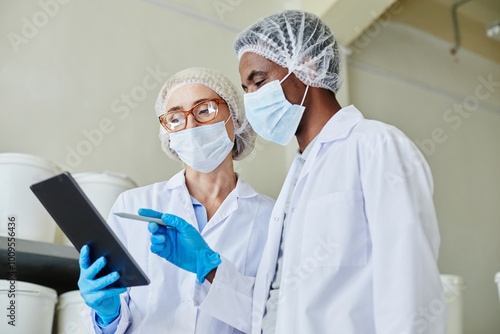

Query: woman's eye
[
  {"left": 198, "top": 108, "right": 209, "bottom": 115},
  {"left": 169, "top": 116, "right": 183, "bottom": 124}
]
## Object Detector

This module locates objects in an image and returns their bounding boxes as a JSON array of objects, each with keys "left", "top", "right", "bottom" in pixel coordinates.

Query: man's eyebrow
[
  {"left": 167, "top": 98, "right": 212, "bottom": 113},
  {"left": 247, "top": 70, "right": 267, "bottom": 82},
  {"left": 242, "top": 70, "right": 267, "bottom": 90}
]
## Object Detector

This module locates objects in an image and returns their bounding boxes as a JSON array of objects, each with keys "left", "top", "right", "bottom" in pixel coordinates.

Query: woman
[{"left": 78, "top": 67, "right": 275, "bottom": 333}]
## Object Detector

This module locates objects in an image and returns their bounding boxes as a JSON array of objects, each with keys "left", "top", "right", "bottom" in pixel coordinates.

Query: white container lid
[
  {"left": 440, "top": 274, "right": 466, "bottom": 288},
  {"left": 74, "top": 171, "right": 137, "bottom": 189},
  {"left": 0, "top": 280, "right": 57, "bottom": 302},
  {"left": 57, "top": 290, "right": 85, "bottom": 310},
  {"left": 0, "top": 152, "right": 61, "bottom": 173}
]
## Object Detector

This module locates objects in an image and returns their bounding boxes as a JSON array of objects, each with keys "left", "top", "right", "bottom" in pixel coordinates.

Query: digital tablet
[{"left": 30, "top": 171, "right": 150, "bottom": 288}]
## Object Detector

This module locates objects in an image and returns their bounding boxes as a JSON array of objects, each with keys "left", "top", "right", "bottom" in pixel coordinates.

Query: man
[{"left": 142, "top": 10, "right": 446, "bottom": 334}]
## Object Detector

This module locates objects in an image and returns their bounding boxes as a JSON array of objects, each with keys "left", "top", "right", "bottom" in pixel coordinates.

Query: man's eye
[{"left": 255, "top": 80, "right": 265, "bottom": 87}]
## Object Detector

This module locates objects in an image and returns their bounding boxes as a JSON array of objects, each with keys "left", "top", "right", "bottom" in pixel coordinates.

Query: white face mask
[
  {"left": 169, "top": 119, "right": 234, "bottom": 173},
  {"left": 243, "top": 72, "right": 309, "bottom": 146}
]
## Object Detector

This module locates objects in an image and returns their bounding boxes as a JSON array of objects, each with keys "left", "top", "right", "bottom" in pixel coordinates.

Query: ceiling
[
  {"left": 312, "top": 0, "right": 499, "bottom": 63},
  {"left": 432, "top": 0, "right": 500, "bottom": 26}
]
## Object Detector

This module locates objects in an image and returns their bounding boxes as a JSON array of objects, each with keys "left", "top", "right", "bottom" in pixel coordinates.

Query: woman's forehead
[{"left": 167, "top": 83, "right": 220, "bottom": 109}]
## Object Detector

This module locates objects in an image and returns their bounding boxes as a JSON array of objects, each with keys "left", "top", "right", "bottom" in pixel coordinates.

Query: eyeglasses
[{"left": 159, "top": 98, "right": 226, "bottom": 132}]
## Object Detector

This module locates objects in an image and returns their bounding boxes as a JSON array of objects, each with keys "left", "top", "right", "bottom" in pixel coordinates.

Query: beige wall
[
  {"left": 393, "top": 0, "right": 500, "bottom": 64},
  {"left": 347, "top": 21, "right": 500, "bottom": 333},
  {"left": 0, "top": 0, "right": 294, "bottom": 199}
]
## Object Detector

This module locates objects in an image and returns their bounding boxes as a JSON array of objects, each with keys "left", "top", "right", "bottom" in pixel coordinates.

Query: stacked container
[
  {"left": 441, "top": 274, "right": 465, "bottom": 334},
  {"left": 0, "top": 280, "right": 57, "bottom": 334},
  {"left": 0, "top": 153, "right": 60, "bottom": 243},
  {"left": 55, "top": 290, "right": 87, "bottom": 334}
]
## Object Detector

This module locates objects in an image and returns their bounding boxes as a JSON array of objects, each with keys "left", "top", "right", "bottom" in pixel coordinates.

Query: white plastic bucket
[
  {"left": 441, "top": 274, "right": 465, "bottom": 334},
  {"left": 494, "top": 272, "right": 500, "bottom": 306},
  {"left": 0, "top": 153, "right": 60, "bottom": 243},
  {"left": 0, "top": 280, "right": 57, "bottom": 334},
  {"left": 56, "top": 290, "right": 87, "bottom": 334},
  {"left": 56, "top": 171, "right": 137, "bottom": 246},
  {"left": 74, "top": 171, "right": 137, "bottom": 218}
]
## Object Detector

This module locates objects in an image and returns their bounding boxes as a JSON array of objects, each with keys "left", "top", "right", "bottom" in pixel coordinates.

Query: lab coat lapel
[
  {"left": 148, "top": 171, "right": 196, "bottom": 316},
  {"left": 201, "top": 177, "right": 257, "bottom": 236},
  {"left": 164, "top": 170, "right": 198, "bottom": 228},
  {"left": 177, "top": 187, "right": 198, "bottom": 228},
  {"left": 252, "top": 157, "right": 301, "bottom": 323},
  {"left": 201, "top": 191, "right": 238, "bottom": 236}
]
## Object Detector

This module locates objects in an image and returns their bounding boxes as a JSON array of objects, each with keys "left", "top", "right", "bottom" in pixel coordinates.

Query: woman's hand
[
  {"left": 78, "top": 245, "right": 126, "bottom": 326},
  {"left": 139, "top": 208, "right": 221, "bottom": 283}
]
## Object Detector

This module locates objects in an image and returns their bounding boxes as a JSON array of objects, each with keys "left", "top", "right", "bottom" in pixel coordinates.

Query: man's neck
[{"left": 296, "top": 89, "right": 342, "bottom": 153}]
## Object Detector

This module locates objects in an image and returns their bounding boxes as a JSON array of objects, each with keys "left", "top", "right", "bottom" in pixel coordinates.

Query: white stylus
[{"left": 114, "top": 212, "right": 175, "bottom": 229}]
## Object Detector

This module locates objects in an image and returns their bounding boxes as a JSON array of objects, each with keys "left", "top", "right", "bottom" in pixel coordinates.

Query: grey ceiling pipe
[{"left": 450, "top": 0, "right": 471, "bottom": 55}]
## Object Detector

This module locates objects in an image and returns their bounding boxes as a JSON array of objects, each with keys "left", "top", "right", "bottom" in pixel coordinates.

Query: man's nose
[{"left": 246, "top": 86, "right": 258, "bottom": 94}]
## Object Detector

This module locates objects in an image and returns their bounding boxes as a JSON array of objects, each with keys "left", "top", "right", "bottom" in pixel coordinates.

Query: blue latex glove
[
  {"left": 78, "top": 245, "right": 126, "bottom": 327},
  {"left": 139, "top": 208, "right": 221, "bottom": 283}
]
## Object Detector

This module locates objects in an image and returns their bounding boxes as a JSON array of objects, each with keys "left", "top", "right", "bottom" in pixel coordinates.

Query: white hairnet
[
  {"left": 234, "top": 10, "right": 343, "bottom": 94},
  {"left": 155, "top": 67, "right": 255, "bottom": 161}
]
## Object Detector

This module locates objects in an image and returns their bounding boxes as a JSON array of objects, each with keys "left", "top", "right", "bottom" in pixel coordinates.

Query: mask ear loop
[
  {"left": 280, "top": 70, "right": 309, "bottom": 107},
  {"left": 224, "top": 115, "right": 236, "bottom": 143},
  {"left": 279, "top": 71, "right": 293, "bottom": 84},
  {"left": 300, "top": 85, "right": 309, "bottom": 106}
]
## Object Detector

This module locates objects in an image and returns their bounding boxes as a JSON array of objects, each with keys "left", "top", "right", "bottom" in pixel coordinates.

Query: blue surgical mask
[
  {"left": 243, "top": 72, "right": 309, "bottom": 146},
  {"left": 169, "top": 119, "right": 234, "bottom": 173}
]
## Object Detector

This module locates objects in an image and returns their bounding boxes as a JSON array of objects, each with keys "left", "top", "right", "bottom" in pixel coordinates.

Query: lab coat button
[{"left": 274, "top": 217, "right": 279, "bottom": 222}]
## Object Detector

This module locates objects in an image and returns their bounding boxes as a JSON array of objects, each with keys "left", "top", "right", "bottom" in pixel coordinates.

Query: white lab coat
[
  {"left": 82, "top": 171, "right": 275, "bottom": 334},
  {"left": 196, "top": 105, "right": 446, "bottom": 333}
]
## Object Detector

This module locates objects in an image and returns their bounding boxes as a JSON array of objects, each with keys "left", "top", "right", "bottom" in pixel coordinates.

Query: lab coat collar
[
  {"left": 163, "top": 170, "right": 258, "bottom": 234},
  {"left": 202, "top": 175, "right": 258, "bottom": 235},
  {"left": 164, "top": 170, "right": 187, "bottom": 190},
  {"left": 163, "top": 170, "right": 257, "bottom": 199},
  {"left": 317, "top": 104, "right": 364, "bottom": 144},
  {"left": 233, "top": 175, "right": 258, "bottom": 199},
  {"left": 297, "top": 105, "right": 364, "bottom": 180}
]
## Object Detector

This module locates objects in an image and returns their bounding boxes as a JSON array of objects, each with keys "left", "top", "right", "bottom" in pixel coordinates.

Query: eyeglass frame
[{"left": 159, "top": 98, "right": 227, "bottom": 133}]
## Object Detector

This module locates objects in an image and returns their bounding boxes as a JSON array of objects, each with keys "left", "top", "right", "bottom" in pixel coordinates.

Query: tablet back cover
[{"left": 30, "top": 172, "right": 150, "bottom": 288}]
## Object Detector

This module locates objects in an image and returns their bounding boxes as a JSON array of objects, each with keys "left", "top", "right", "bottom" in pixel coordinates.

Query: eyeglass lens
[{"left": 165, "top": 100, "right": 218, "bottom": 131}]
